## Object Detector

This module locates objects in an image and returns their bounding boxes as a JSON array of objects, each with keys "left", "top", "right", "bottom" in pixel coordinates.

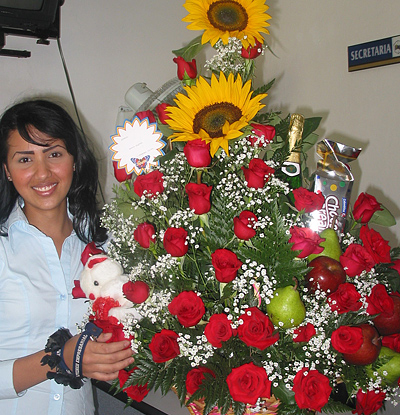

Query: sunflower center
[
  {"left": 193, "top": 102, "right": 242, "bottom": 138},
  {"left": 207, "top": 0, "right": 249, "bottom": 32}
]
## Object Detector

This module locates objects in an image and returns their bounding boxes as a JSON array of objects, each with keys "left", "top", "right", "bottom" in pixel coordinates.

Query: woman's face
[{"left": 4, "top": 129, "right": 74, "bottom": 221}]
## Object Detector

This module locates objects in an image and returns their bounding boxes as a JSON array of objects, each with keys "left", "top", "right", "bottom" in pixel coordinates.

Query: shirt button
[
  {"left": 59, "top": 294, "right": 66, "bottom": 301},
  {"left": 54, "top": 394, "right": 61, "bottom": 401}
]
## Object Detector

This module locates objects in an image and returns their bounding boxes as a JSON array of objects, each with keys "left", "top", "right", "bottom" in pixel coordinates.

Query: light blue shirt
[{"left": 0, "top": 203, "right": 95, "bottom": 415}]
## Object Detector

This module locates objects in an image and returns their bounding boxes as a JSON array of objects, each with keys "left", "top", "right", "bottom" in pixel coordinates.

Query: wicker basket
[{"left": 182, "top": 393, "right": 280, "bottom": 415}]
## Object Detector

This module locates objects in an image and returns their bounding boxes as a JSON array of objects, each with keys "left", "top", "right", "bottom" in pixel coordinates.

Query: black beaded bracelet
[{"left": 41, "top": 323, "right": 103, "bottom": 389}]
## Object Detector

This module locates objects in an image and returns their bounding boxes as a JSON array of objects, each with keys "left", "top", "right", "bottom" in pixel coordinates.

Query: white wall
[{"left": 1, "top": 0, "right": 400, "bottom": 248}]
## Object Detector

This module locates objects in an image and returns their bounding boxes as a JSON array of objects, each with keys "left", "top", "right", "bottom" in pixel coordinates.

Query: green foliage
[{"left": 172, "top": 35, "right": 205, "bottom": 60}]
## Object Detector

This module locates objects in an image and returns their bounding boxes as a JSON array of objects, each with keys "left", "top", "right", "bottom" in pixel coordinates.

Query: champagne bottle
[{"left": 281, "top": 113, "right": 304, "bottom": 189}]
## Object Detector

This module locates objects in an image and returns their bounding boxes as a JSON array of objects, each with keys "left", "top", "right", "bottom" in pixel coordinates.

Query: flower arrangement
[{"left": 86, "top": 1, "right": 400, "bottom": 415}]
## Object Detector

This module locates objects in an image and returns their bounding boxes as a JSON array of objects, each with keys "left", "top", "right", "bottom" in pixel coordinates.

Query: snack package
[{"left": 308, "top": 139, "right": 362, "bottom": 235}]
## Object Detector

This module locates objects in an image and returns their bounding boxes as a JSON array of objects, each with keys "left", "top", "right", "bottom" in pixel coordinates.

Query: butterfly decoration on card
[{"left": 110, "top": 116, "right": 166, "bottom": 176}]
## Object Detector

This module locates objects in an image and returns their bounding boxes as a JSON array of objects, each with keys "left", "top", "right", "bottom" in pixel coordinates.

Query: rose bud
[
  {"left": 123, "top": 281, "right": 150, "bottom": 304},
  {"left": 185, "top": 182, "right": 212, "bottom": 215},
  {"left": 248, "top": 124, "right": 275, "bottom": 147},
  {"left": 135, "top": 110, "right": 156, "bottom": 123},
  {"left": 173, "top": 56, "right": 197, "bottom": 80},
  {"left": 155, "top": 103, "right": 172, "bottom": 124},
  {"left": 233, "top": 210, "right": 258, "bottom": 240},
  {"left": 204, "top": 313, "right": 235, "bottom": 347},
  {"left": 353, "top": 192, "right": 382, "bottom": 223},
  {"left": 134, "top": 222, "right": 156, "bottom": 248},
  {"left": 241, "top": 39, "right": 263, "bottom": 59},
  {"left": 186, "top": 367, "right": 215, "bottom": 395},
  {"left": 183, "top": 139, "right": 211, "bottom": 168},
  {"left": 241, "top": 158, "right": 275, "bottom": 189},
  {"left": 113, "top": 161, "right": 133, "bottom": 183},
  {"left": 211, "top": 249, "right": 242, "bottom": 283},
  {"left": 163, "top": 227, "right": 188, "bottom": 257}
]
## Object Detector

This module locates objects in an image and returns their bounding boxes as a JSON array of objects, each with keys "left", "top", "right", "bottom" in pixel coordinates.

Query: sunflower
[
  {"left": 182, "top": 0, "right": 271, "bottom": 48},
  {"left": 166, "top": 72, "right": 266, "bottom": 157}
]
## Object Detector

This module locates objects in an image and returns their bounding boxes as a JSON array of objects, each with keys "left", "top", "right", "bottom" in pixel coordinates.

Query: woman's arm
[{"left": 12, "top": 333, "right": 134, "bottom": 394}]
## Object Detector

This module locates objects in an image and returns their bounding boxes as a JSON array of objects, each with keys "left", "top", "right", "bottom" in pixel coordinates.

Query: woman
[{"left": 0, "top": 99, "right": 134, "bottom": 415}]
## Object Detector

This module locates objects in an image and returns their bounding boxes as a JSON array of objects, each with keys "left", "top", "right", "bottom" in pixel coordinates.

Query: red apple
[
  {"left": 306, "top": 256, "right": 346, "bottom": 294},
  {"left": 373, "top": 294, "right": 400, "bottom": 336},
  {"left": 342, "top": 324, "right": 381, "bottom": 365}
]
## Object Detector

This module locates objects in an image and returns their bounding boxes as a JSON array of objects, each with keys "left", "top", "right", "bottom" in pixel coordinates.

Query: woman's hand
[{"left": 63, "top": 333, "right": 134, "bottom": 381}]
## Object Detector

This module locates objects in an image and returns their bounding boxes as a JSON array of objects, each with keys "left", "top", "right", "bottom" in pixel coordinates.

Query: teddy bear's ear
[{"left": 81, "top": 242, "right": 104, "bottom": 265}]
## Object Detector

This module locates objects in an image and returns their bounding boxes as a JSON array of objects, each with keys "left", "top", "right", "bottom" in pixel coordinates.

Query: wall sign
[{"left": 348, "top": 35, "right": 400, "bottom": 72}]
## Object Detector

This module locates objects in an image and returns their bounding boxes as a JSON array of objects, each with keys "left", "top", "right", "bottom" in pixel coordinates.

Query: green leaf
[
  {"left": 302, "top": 117, "right": 322, "bottom": 140},
  {"left": 253, "top": 79, "right": 275, "bottom": 96},
  {"left": 369, "top": 205, "right": 396, "bottom": 227},
  {"left": 272, "top": 383, "right": 296, "bottom": 405},
  {"left": 172, "top": 35, "right": 205, "bottom": 61}
]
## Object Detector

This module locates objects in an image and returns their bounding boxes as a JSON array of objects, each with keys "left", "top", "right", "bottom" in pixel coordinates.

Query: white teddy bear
[{"left": 74, "top": 246, "right": 149, "bottom": 322}]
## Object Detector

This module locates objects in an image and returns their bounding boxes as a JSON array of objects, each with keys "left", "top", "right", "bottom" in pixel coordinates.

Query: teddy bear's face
[{"left": 80, "top": 254, "right": 124, "bottom": 300}]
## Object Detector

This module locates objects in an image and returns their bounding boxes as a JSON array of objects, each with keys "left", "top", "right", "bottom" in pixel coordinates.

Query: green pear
[
  {"left": 308, "top": 228, "right": 342, "bottom": 262},
  {"left": 366, "top": 347, "right": 400, "bottom": 386},
  {"left": 266, "top": 285, "right": 306, "bottom": 329}
]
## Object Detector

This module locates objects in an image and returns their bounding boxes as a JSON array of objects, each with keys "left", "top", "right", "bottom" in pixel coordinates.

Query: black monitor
[{"left": 0, "top": 0, "right": 64, "bottom": 40}]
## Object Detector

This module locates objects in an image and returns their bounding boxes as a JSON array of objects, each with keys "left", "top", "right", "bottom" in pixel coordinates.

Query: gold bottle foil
[
  {"left": 286, "top": 113, "right": 304, "bottom": 163},
  {"left": 281, "top": 114, "right": 304, "bottom": 188},
  {"left": 308, "top": 139, "right": 362, "bottom": 235}
]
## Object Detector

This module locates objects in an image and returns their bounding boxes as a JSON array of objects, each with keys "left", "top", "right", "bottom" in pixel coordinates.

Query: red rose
[
  {"left": 353, "top": 193, "right": 382, "bottom": 223},
  {"left": 293, "top": 323, "right": 316, "bottom": 343},
  {"left": 81, "top": 242, "right": 104, "bottom": 265},
  {"left": 123, "top": 281, "right": 150, "bottom": 304},
  {"left": 366, "top": 284, "right": 394, "bottom": 318},
  {"left": 113, "top": 160, "right": 133, "bottom": 183},
  {"left": 168, "top": 291, "right": 205, "bottom": 327},
  {"left": 327, "top": 283, "right": 362, "bottom": 314},
  {"left": 135, "top": 110, "right": 156, "bottom": 123},
  {"left": 118, "top": 368, "right": 149, "bottom": 402},
  {"left": 360, "top": 225, "right": 391, "bottom": 264},
  {"left": 149, "top": 329, "right": 180, "bottom": 363},
  {"left": 233, "top": 210, "right": 258, "bottom": 240},
  {"left": 331, "top": 326, "right": 363, "bottom": 354},
  {"left": 155, "top": 103, "right": 172, "bottom": 124},
  {"left": 183, "top": 139, "right": 211, "bottom": 168},
  {"left": 134, "top": 222, "right": 156, "bottom": 248},
  {"left": 186, "top": 367, "right": 215, "bottom": 395},
  {"left": 185, "top": 183, "right": 212, "bottom": 215},
  {"left": 237, "top": 307, "right": 279, "bottom": 350},
  {"left": 163, "top": 227, "right": 188, "bottom": 257},
  {"left": 226, "top": 362, "right": 271, "bottom": 405},
  {"left": 340, "top": 244, "right": 375, "bottom": 277},
  {"left": 204, "top": 313, "right": 235, "bottom": 348},
  {"left": 292, "top": 368, "right": 332, "bottom": 412},
  {"left": 211, "top": 249, "right": 242, "bottom": 283},
  {"left": 173, "top": 56, "right": 197, "bottom": 80},
  {"left": 248, "top": 124, "right": 275, "bottom": 147},
  {"left": 382, "top": 333, "right": 400, "bottom": 352},
  {"left": 352, "top": 389, "right": 386, "bottom": 415},
  {"left": 292, "top": 187, "right": 325, "bottom": 213},
  {"left": 241, "top": 39, "right": 263, "bottom": 59},
  {"left": 288, "top": 226, "right": 324, "bottom": 259},
  {"left": 133, "top": 170, "right": 164, "bottom": 198},
  {"left": 241, "top": 158, "right": 275, "bottom": 188}
]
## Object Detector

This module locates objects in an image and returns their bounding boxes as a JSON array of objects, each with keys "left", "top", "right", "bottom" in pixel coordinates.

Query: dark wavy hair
[{"left": 0, "top": 99, "right": 107, "bottom": 244}]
